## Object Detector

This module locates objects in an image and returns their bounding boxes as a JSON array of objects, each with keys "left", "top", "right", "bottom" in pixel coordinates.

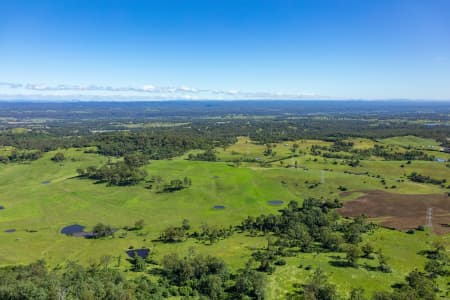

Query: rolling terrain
[{"left": 0, "top": 134, "right": 449, "bottom": 298}]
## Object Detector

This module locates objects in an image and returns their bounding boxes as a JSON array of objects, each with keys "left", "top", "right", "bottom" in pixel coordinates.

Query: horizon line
[{"left": 0, "top": 98, "right": 450, "bottom": 103}]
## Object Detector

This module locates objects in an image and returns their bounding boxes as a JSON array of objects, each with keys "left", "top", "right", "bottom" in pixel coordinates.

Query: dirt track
[{"left": 338, "top": 190, "right": 450, "bottom": 234}]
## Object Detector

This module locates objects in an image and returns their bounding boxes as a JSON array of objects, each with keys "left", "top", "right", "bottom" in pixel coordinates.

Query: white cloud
[
  {"left": 0, "top": 82, "right": 22, "bottom": 88},
  {"left": 226, "top": 89, "right": 239, "bottom": 95},
  {"left": 142, "top": 85, "right": 156, "bottom": 91},
  {"left": 176, "top": 86, "right": 198, "bottom": 93},
  {"left": 0, "top": 81, "right": 325, "bottom": 100}
]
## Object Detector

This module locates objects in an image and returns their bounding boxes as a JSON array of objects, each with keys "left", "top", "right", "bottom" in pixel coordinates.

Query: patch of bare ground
[{"left": 338, "top": 190, "right": 450, "bottom": 234}]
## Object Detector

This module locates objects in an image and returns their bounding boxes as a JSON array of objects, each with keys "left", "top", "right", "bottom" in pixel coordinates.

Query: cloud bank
[{"left": 0, "top": 81, "right": 324, "bottom": 100}]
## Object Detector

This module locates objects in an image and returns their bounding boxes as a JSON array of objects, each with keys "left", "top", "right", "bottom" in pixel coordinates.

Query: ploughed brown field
[{"left": 338, "top": 190, "right": 450, "bottom": 234}]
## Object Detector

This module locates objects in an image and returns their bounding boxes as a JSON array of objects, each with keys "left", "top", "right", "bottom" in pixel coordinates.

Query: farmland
[
  {"left": 0, "top": 101, "right": 449, "bottom": 299},
  {"left": 1, "top": 139, "right": 449, "bottom": 298}
]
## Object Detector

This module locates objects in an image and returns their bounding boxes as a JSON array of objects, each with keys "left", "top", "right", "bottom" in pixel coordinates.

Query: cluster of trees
[
  {"left": 311, "top": 142, "right": 434, "bottom": 162},
  {"left": 94, "top": 131, "right": 214, "bottom": 159},
  {"left": 77, "top": 154, "right": 148, "bottom": 186},
  {"left": 193, "top": 223, "right": 234, "bottom": 245},
  {"left": 371, "top": 146, "right": 433, "bottom": 161},
  {"left": 0, "top": 256, "right": 264, "bottom": 300},
  {"left": 240, "top": 199, "right": 378, "bottom": 273},
  {"left": 159, "top": 220, "right": 233, "bottom": 245},
  {"left": 408, "top": 172, "right": 447, "bottom": 186},
  {"left": 366, "top": 268, "right": 441, "bottom": 300},
  {"left": 277, "top": 239, "right": 446, "bottom": 300},
  {"left": 188, "top": 149, "right": 217, "bottom": 161},
  {"left": 161, "top": 252, "right": 265, "bottom": 299},
  {"left": 159, "top": 220, "right": 191, "bottom": 242},
  {"left": 424, "top": 241, "right": 449, "bottom": 278},
  {"left": 0, "top": 259, "right": 171, "bottom": 299},
  {"left": 328, "top": 140, "right": 355, "bottom": 152},
  {"left": 289, "top": 266, "right": 441, "bottom": 300},
  {"left": 345, "top": 158, "right": 361, "bottom": 167},
  {"left": 0, "top": 149, "right": 42, "bottom": 163},
  {"left": 161, "top": 252, "right": 228, "bottom": 298},
  {"left": 159, "top": 177, "right": 192, "bottom": 192},
  {"left": 146, "top": 176, "right": 192, "bottom": 192}
]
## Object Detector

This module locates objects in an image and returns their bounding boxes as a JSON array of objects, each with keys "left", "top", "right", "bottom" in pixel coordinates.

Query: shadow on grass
[
  {"left": 328, "top": 260, "right": 351, "bottom": 268},
  {"left": 361, "top": 263, "right": 379, "bottom": 272},
  {"left": 148, "top": 267, "right": 165, "bottom": 276}
]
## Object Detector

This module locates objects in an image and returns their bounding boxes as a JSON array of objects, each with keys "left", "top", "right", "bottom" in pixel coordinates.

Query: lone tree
[
  {"left": 302, "top": 268, "right": 337, "bottom": 300},
  {"left": 93, "top": 223, "right": 113, "bottom": 238},
  {"left": 361, "top": 243, "right": 374, "bottom": 258},
  {"left": 76, "top": 168, "right": 85, "bottom": 176},
  {"left": 182, "top": 219, "right": 191, "bottom": 230},
  {"left": 51, "top": 152, "right": 65, "bottom": 162},
  {"left": 345, "top": 244, "right": 362, "bottom": 268},
  {"left": 132, "top": 253, "right": 146, "bottom": 272},
  {"left": 134, "top": 219, "right": 145, "bottom": 230},
  {"left": 377, "top": 249, "right": 391, "bottom": 273}
]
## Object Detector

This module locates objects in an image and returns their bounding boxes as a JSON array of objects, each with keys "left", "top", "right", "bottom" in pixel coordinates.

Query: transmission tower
[{"left": 425, "top": 207, "right": 433, "bottom": 228}]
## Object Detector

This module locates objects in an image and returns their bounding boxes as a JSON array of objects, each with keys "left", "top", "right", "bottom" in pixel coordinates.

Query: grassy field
[
  {"left": 0, "top": 136, "right": 449, "bottom": 298},
  {"left": 266, "top": 228, "right": 442, "bottom": 299},
  {"left": 379, "top": 135, "right": 442, "bottom": 150}
]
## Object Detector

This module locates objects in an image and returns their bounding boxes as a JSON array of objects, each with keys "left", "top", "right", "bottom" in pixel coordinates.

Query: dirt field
[{"left": 338, "top": 190, "right": 450, "bottom": 234}]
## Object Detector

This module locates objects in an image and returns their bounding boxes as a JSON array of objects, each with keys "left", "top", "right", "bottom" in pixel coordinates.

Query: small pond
[
  {"left": 267, "top": 200, "right": 284, "bottom": 205},
  {"left": 126, "top": 248, "right": 150, "bottom": 259},
  {"left": 61, "top": 224, "right": 85, "bottom": 235}
]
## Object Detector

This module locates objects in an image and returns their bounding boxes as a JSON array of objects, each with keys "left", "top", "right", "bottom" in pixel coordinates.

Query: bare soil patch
[{"left": 338, "top": 190, "right": 450, "bottom": 234}]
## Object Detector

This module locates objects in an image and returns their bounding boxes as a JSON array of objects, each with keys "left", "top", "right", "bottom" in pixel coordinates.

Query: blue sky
[{"left": 1, "top": 0, "right": 449, "bottom": 100}]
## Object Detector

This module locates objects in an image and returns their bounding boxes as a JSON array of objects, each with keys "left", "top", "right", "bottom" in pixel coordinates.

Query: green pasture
[
  {"left": 379, "top": 135, "right": 442, "bottom": 149},
  {"left": 0, "top": 136, "right": 449, "bottom": 298}
]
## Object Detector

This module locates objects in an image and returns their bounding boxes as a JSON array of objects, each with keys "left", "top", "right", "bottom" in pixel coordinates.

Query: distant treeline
[
  {"left": 0, "top": 115, "right": 449, "bottom": 160},
  {"left": 1, "top": 101, "right": 450, "bottom": 120}
]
